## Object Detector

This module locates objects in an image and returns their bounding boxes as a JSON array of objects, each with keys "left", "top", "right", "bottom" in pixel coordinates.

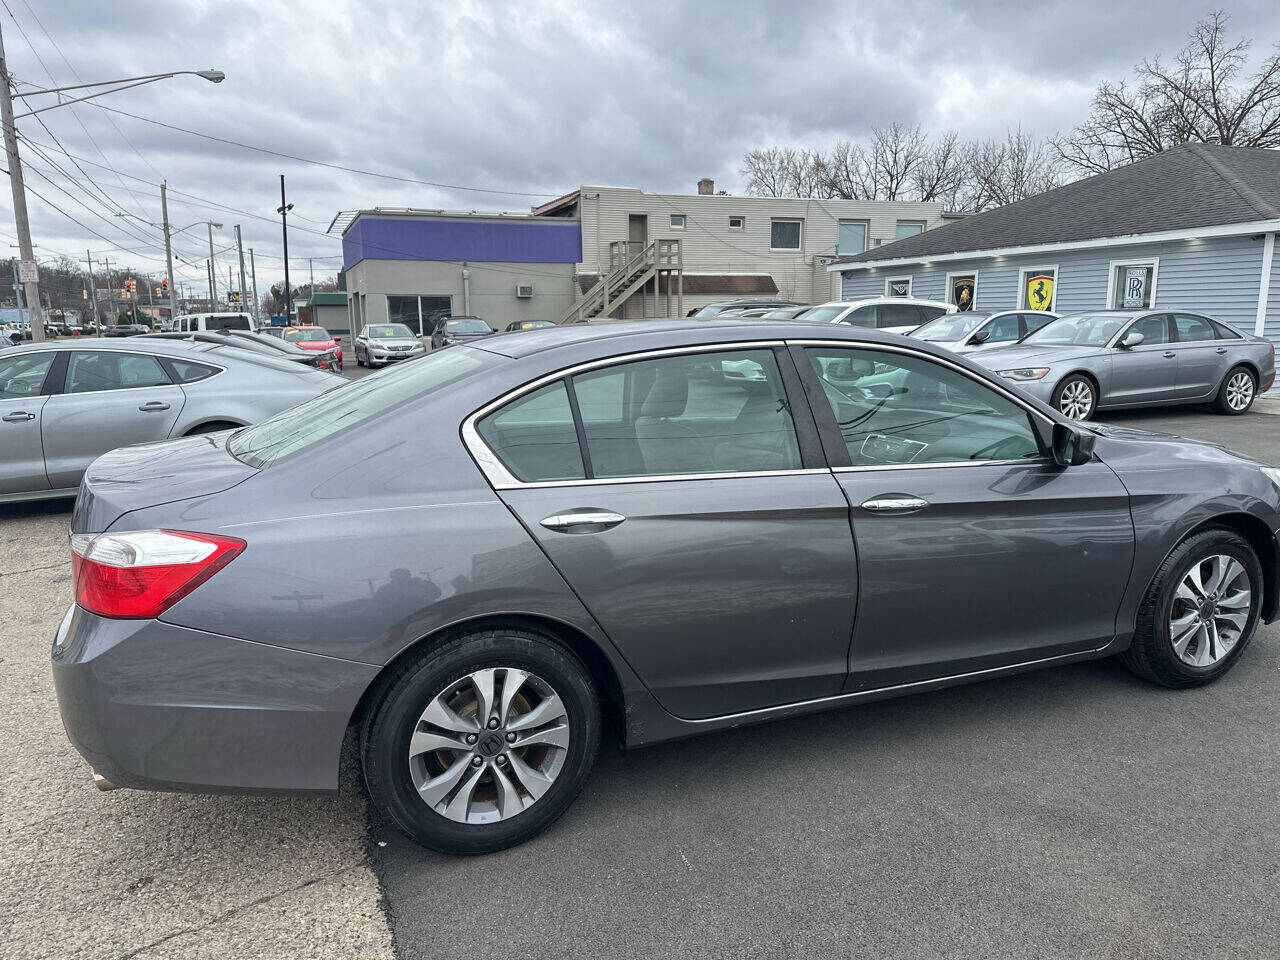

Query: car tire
[
  {"left": 1213, "top": 366, "right": 1257, "bottom": 416},
  {"left": 361, "top": 628, "right": 601, "bottom": 855},
  {"left": 1121, "top": 526, "right": 1262, "bottom": 688},
  {"left": 356, "top": 351, "right": 365, "bottom": 367},
  {"left": 1052, "top": 374, "right": 1096, "bottom": 421}
]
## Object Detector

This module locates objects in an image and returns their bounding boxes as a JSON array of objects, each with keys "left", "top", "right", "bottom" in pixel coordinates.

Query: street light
[{"left": 0, "top": 21, "right": 224, "bottom": 341}]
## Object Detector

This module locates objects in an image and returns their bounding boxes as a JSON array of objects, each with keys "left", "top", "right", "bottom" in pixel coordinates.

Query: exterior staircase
[{"left": 557, "top": 239, "right": 683, "bottom": 324}]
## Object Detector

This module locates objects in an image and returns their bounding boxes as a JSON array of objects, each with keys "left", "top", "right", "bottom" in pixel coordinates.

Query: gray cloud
[{"left": 5, "top": 0, "right": 1279, "bottom": 291}]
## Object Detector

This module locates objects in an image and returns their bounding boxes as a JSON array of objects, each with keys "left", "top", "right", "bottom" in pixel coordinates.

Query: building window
[
  {"left": 1019, "top": 267, "right": 1058, "bottom": 311},
  {"left": 728, "top": 216, "right": 745, "bottom": 230},
  {"left": 1108, "top": 258, "right": 1158, "bottom": 309},
  {"left": 669, "top": 214, "right": 686, "bottom": 230},
  {"left": 895, "top": 221, "right": 926, "bottom": 240},
  {"left": 946, "top": 272, "right": 977, "bottom": 311},
  {"left": 388, "top": 294, "right": 452, "bottom": 336},
  {"left": 837, "top": 220, "right": 868, "bottom": 255},
  {"left": 770, "top": 219, "right": 802, "bottom": 250},
  {"left": 885, "top": 277, "right": 912, "bottom": 297}
]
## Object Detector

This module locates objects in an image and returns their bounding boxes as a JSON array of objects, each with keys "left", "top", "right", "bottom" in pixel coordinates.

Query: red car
[{"left": 281, "top": 325, "right": 343, "bottom": 371}]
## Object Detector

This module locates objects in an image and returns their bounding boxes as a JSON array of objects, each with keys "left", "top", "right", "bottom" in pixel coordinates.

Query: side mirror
[
  {"left": 1052, "top": 422, "right": 1096, "bottom": 467},
  {"left": 1118, "top": 330, "right": 1144, "bottom": 348},
  {"left": 969, "top": 328, "right": 991, "bottom": 345}
]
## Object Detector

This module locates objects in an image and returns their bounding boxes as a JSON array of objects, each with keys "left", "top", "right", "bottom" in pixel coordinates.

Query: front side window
[
  {"left": 842, "top": 305, "right": 876, "bottom": 328},
  {"left": 837, "top": 221, "right": 867, "bottom": 255},
  {"left": 65, "top": 351, "right": 170, "bottom": 394},
  {"left": 1124, "top": 314, "right": 1171, "bottom": 346},
  {"left": 770, "top": 219, "right": 802, "bottom": 250},
  {"left": 572, "top": 350, "right": 802, "bottom": 478},
  {"left": 806, "top": 347, "right": 1044, "bottom": 466},
  {"left": 476, "top": 381, "right": 584, "bottom": 483},
  {"left": 1172, "top": 313, "right": 1215, "bottom": 342},
  {"left": 984, "top": 313, "right": 1021, "bottom": 343},
  {"left": 1111, "top": 262, "right": 1156, "bottom": 309},
  {"left": 0, "top": 352, "right": 54, "bottom": 399}
]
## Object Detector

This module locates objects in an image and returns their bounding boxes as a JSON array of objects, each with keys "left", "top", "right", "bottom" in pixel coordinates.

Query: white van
[{"left": 172, "top": 312, "right": 257, "bottom": 334}]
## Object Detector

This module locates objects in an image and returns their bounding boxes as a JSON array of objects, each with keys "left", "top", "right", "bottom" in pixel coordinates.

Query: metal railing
[{"left": 558, "top": 239, "right": 683, "bottom": 324}]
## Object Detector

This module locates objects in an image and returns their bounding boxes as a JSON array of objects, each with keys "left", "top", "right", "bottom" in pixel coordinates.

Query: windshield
[
  {"left": 228, "top": 347, "right": 491, "bottom": 466},
  {"left": 366, "top": 324, "right": 415, "bottom": 340},
  {"left": 207, "top": 315, "right": 251, "bottom": 331},
  {"left": 446, "top": 317, "right": 491, "bottom": 334},
  {"left": 796, "top": 305, "right": 848, "bottom": 324},
  {"left": 284, "top": 328, "right": 333, "bottom": 342},
  {"left": 912, "top": 313, "right": 988, "bottom": 342},
  {"left": 1023, "top": 313, "right": 1128, "bottom": 347}
]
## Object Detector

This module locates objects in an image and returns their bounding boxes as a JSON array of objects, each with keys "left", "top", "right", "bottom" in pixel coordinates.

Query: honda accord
[{"left": 52, "top": 319, "right": 1280, "bottom": 854}]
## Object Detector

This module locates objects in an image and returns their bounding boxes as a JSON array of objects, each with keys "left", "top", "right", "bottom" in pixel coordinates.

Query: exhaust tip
[{"left": 92, "top": 770, "right": 121, "bottom": 792}]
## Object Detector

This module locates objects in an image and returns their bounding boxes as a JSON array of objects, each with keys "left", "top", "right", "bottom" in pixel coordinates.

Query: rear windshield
[
  {"left": 284, "top": 328, "right": 332, "bottom": 342},
  {"left": 207, "top": 315, "right": 251, "bottom": 331},
  {"left": 227, "top": 347, "right": 489, "bottom": 466},
  {"left": 204, "top": 343, "right": 317, "bottom": 372}
]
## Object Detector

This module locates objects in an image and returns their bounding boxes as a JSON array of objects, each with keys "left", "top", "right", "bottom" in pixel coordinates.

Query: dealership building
[
  {"left": 829, "top": 144, "right": 1280, "bottom": 342},
  {"left": 331, "top": 184, "right": 949, "bottom": 334}
]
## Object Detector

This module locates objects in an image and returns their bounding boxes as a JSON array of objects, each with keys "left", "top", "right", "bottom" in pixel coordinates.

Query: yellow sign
[{"left": 1025, "top": 274, "right": 1055, "bottom": 311}]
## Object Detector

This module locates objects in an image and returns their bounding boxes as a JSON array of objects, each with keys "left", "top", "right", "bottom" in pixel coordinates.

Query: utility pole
[
  {"left": 103, "top": 256, "right": 112, "bottom": 324},
  {"left": 207, "top": 223, "right": 218, "bottom": 303},
  {"left": 278, "top": 175, "right": 293, "bottom": 321},
  {"left": 249, "top": 248, "right": 260, "bottom": 322},
  {"left": 160, "top": 180, "right": 178, "bottom": 326},
  {"left": 84, "top": 250, "right": 99, "bottom": 328},
  {"left": 308, "top": 257, "right": 315, "bottom": 291},
  {"left": 0, "top": 23, "right": 44, "bottom": 340},
  {"left": 234, "top": 224, "right": 249, "bottom": 320}
]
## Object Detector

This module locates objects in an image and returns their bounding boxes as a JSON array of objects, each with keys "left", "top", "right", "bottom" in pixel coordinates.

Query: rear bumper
[{"left": 51, "top": 605, "right": 379, "bottom": 794}]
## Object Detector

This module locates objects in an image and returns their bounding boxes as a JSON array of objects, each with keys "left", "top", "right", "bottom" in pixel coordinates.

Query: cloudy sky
[{"left": 4, "top": 0, "right": 1279, "bottom": 294}]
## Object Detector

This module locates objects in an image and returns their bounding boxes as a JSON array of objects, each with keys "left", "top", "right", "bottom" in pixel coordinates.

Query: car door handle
[
  {"left": 1162, "top": 351, "right": 1176, "bottom": 359},
  {"left": 540, "top": 511, "right": 626, "bottom": 532},
  {"left": 1216, "top": 347, "right": 1228, "bottom": 354},
  {"left": 138, "top": 401, "right": 171, "bottom": 411},
  {"left": 2, "top": 411, "right": 35, "bottom": 422},
  {"left": 860, "top": 496, "right": 929, "bottom": 513}
]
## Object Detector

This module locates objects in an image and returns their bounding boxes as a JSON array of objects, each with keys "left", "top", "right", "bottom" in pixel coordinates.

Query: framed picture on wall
[{"left": 1020, "top": 267, "right": 1057, "bottom": 311}]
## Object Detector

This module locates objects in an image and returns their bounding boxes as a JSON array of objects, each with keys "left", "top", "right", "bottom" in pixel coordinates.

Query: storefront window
[
  {"left": 1020, "top": 268, "right": 1057, "bottom": 311},
  {"left": 388, "top": 295, "right": 453, "bottom": 336},
  {"left": 1111, "top": 262, "right": 1157, "bottom": 309}
]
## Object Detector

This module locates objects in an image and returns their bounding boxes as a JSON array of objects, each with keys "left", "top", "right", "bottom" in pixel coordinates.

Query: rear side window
[
  {"left": 65, "top": 351, "right": 170, "bottom": 394},
  {"left": 1173, "top": 314, "right": 1215, "bottom": 342},
  {"left": 229, "top": 347, "right": 488, "bottom": 466},
  {"left": 165, "top": 358, "right": 220, "bottom": 383},
  {"left": 1209, "top": 319, "right": 1243, "bottom": 340},
  {"left": 876, "top": 303, "right": 925, "bottom": 328},
  {"left": 476, "top": 382, "right": 585, "bottom": 483}
]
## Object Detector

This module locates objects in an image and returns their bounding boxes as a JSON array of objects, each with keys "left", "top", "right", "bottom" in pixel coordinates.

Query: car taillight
[{"left": 70, "top": 529, "right": 245, "bottom": 619}]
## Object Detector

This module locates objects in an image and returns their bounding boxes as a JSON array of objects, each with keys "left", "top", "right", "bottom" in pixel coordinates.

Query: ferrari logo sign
[
  {"left": 951, "top": 275, "right": 975, "bottom": 311},
  {"left": 1025, "top": 273, "right": 1054, "bottom": 311}
]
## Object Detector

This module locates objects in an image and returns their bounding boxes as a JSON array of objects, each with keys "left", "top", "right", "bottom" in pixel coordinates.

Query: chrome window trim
[
  {"left": 832, "top": 457, "right": 1049, "bottom": 474},
  {"left": 492, "top": 468, "right": 831, "bottom": 491},
  {"left": 462, "top": 340, "right": 794, "bottom": 488},
  {"left": 51, "top": 348, "right": 228, "bottom": 399}
]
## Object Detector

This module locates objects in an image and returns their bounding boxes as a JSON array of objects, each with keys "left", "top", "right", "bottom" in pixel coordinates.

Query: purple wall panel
[{"left": 343, "top": 217, "right": 581, "bottom": 270}]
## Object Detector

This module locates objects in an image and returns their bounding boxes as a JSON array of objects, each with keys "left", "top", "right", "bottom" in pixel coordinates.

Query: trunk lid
[{"left": 71, "top": 431, "right": 259, "bottom": 533}]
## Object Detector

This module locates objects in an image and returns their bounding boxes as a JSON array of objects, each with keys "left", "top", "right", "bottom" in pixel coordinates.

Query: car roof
[
  {"left": 471, "top": 317, "right": 921, "bottom": 360},
  {"left": 1, "top": 335, "right": 277, "bottom": 360}
]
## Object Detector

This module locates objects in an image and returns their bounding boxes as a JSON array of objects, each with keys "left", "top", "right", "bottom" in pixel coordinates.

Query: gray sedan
[
  {"left": 353, "top": 323, "right": 426, "bottom": 367},
  {"left": 53, "top": 320, "right": 1280, "bottom": 855},
  {"left": 973, "top": 309, "right": 1275, "bottom": 420},
  {"left": 0, "top": 337, "right": 342, "bottom": 503}
]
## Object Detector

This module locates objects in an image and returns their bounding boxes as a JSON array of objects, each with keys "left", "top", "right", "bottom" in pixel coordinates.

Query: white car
[
  {"left": 909, "top": 309, "right": 1059, "bottom": 353},
  {"left": 797, "top": 298, "right": 956, "bottom": 335}
]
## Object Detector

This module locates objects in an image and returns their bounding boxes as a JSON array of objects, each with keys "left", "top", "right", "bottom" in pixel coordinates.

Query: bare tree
[
  {"left": 739, "top": 146, "right": 827, "bottom": 198},
  {"left": 1056, "top": 10, "right": 1280, "bottom": 173},
  {"left": 964, "top": 127, "right": 1063, "bottom": 211}
]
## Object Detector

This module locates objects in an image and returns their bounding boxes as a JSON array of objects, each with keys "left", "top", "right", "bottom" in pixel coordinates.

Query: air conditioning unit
[{"left": 516, "top": 284, "right": 534, "bottom": 298}]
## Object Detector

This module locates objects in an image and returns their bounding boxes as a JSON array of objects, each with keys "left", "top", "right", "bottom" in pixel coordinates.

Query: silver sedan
[
  {"left": 0, "top": 337, "right": 343, "bottom": 503},
  {"left": 972, "top": 309, "right": 1276, "bottom": 420}
]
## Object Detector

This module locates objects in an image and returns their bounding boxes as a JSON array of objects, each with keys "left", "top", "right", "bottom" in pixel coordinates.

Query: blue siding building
[{"left": 831, "top": 145, "right": 1280, "bottom": 343}]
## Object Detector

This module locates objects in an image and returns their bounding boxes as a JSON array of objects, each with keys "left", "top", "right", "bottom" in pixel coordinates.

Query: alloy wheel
[
  {"left": 407, "top": 667, "right": 570, "bottom": 824},
  {"left": 1169, "top": 554, "right": 1252, "bottom": 667},
  {"left": 1225, "top": 371, "right": 1255, "bottom": 411},
  {"left": 1058, "top": 380, "right": 1094, "bottom": 420}
]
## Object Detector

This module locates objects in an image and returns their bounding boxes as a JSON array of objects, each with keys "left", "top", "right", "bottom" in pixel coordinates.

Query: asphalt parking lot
[{"left": 3, "top": 398, "right": 1280, "bottom": 959}]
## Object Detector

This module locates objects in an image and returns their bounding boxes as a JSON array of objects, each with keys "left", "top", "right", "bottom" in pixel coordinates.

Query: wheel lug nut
[
  {"left": 487, "top": 717, "right": 500, "bottom": 729},
  {"left": 466, "top": 733, "right": 477, "bottom": 745},
  {"left": 496, "top": 755, "right": 507, "bottom": 764},
  {"left": 471, "top": 756, "right": 483, "bottom": 767},
  {"left": 505, "top": 732, "right": 517, "bottom": 743}
]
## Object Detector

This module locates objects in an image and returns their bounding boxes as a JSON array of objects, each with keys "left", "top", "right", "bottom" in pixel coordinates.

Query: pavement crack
[
  {"left": 112, "top": 857, "right": 371, "bottom": 960},
  {"left": 0, "top": 561, "right": 64, "bottom": 578}
]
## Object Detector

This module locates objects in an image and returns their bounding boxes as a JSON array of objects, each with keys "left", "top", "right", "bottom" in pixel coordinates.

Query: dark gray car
[
  {"left": 52, "top": 320, "right": 1280, "bottom": 854},
  {"left": 973, "top": 309, "right": 1275, "bottom": 420}
]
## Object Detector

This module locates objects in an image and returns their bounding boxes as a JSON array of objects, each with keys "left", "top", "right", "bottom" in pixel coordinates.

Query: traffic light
[{"left": 161, "top": 277, "right": 169, "bottom": 294}]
